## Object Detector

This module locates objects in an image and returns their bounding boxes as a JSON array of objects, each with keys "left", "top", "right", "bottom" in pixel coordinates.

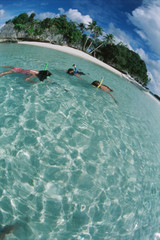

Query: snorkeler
[
  {"left": 0, "top": 66, "right": 52, "bottom": 83},
  {"left": 72, "top": 64, "right": 77, "bottom": 74},
  {"left": 91, "top": 80, "right": 118, "bottom": 104},
  {"left": 67, "top": 64, "right": 87, "bottom": 80}
]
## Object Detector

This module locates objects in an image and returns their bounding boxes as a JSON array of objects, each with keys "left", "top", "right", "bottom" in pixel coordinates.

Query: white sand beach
[{"left": 18, "top": 41, "right": 160, "bottom": 105}]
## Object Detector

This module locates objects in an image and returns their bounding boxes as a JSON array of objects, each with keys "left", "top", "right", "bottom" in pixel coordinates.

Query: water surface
[{"left": 0, "top": 43, "right": 160, "bottom": 240}]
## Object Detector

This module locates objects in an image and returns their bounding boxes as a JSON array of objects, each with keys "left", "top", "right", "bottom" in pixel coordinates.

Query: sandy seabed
[{"left": 18, "top": 41, "right": 160, "bottom": 105}]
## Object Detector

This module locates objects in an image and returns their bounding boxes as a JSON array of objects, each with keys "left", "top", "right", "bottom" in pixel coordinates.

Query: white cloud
[
  {"left": 142, "top": 0, "right": 160, "bottom": 6},
  {"left": 36, "top": 8, "right": 92, "bottom": 26},
  {"left": 0, "top": 9, "right": 5, "bottom": 17},
  {"left": 27, "top": 11, "right": 35, "bottom": 16},
  {"left": 38, "top": 12, "right": 57, "bottom": 20},
  {"left": 37, "top": 12, "right": 57, "bottom": 20},
  {"left": 130, "top": 0, "right": 160, "bottom": 95},
  {"left": 135, "top": 29, "right": 147, "bottom": 40},
  {"left": 65, "top": 8, "right": 92, "bottom": 25},
  {"left": 136, "top": 48, "right": 148, "bottom": 61},
  {"left": 128, "top": 2, "right": 160, "bottom": 55},
  {"left": 136, "top": 48, "right": 160, "bottom": 95},
  {"left": 58, "top": 8, "right": 65, "bottom": 14},
  {"left": 107, "top": 23, "right": 133, "bottom": 50},
  {"left": 0, "top": 24, "right": 4, "bottom": 30}
]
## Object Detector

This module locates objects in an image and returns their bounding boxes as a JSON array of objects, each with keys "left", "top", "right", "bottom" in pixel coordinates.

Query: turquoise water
[{"left": 0, "top": 43, "right": 160, "bottom": 240}]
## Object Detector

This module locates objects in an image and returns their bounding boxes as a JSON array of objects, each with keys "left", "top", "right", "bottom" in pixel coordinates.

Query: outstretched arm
[
  {"left": 74, "top": 73, "right": 82, "bottom": 80},
  {"left": 0, "top": 69, "right": 14, "bottom": 77},
  {"left": 24, "top": 74, "right": 37, "bottom": 84},
  {"left": 0, "top": 66, "right": 13, "bottom": 68},
  {"left": 106, "top": 91, "right": 118, "bottom": 104},
  {"left": 100, "top": 85, "right": 118, "bottom": 104}
]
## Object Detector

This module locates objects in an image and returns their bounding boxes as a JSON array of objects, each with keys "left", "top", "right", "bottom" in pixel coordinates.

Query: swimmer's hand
[
  {"left": 114, "top": 99, "right": 118, "bottom": 104},
  {"left": 25, "top": 79, "right": 38, "bottom": 84},
  {"left": 74, "top": 73, "right": 82, "bottom": 80},
  {"left": 106, "top": 91, "right": 118, "bottom": 104},
  {"left": 0, "top": 66, "right": 13, "bottom": 68},
  {"left": 24, "top": 76, "right": 37, "bottom": 84}
]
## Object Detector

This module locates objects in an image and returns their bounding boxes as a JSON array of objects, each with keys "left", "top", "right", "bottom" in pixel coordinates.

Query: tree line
[{"left": 6, "top": 12, "right": 149, "bottom": 85}]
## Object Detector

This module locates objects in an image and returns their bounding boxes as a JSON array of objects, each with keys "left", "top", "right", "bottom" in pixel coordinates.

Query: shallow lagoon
[{"left": 0, "top": 43, "right": 160, "bottom": 240}]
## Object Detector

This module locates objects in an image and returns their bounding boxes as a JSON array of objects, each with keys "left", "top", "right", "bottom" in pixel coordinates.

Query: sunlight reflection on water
[{"left": 0, "top": 43, "right": 160, "bottom": 240}]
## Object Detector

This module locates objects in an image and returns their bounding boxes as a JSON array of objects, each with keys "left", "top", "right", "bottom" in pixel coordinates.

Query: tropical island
[{"left": 0, "top": 12, "right": 151, "bottom": 89}]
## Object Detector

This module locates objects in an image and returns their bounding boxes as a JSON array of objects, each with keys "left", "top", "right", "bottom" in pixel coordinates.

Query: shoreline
[
  {"left": 18, "top": 41, "right": 160, "bottom": 105},
  {"left": 18, "top": 41, "right": 123, "bottom": 77},
  {"left": 144, "top": 91, "right": 160, "bottom": 104}
]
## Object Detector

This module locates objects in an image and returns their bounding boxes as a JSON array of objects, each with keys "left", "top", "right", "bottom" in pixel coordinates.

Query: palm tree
[
  {"left": 86, "top": 25, "right": 102, "bottom": 51},
  {"left": 28, "top": 13, "right": 36, "bottom": 22},
  {"left": 78, "top": 23, "right": 86, "bottom": 33},
  {"left": 105, "top": 33, "right": 115, "bottom": 45},
  {"left": 83, "top": 20, "right": 97, "bottom": 51},
  {"left": 90, "top": 33, "right": 115, "bottom": 55}
]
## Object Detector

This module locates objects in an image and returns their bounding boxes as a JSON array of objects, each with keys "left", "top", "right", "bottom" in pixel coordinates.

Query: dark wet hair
[
  {"left": 91, "top": 80, "right": 113, "bottom": 91},
  {"left": 67, "top": 68, "right": 74, "bottom": 75},
  {"left": 91, "top": 81, "right": 100, "bottom": 87},
  {"left": 37, "top": 70, "right": 52, "bottom": 81}
]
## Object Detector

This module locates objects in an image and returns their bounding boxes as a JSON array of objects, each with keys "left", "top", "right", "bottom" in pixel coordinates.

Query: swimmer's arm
[
  {"left": 74, "top": 73, "right": 82, "bottom": 80},
  {"left": 24, "top": 74, "right": 37, "bottom": 84},
  {"left": 107, "top": 92, "right": 118, "bottom": 104},
  {"left": 0, "top": 66, "right": 13, "bottom": 68},
  {"left": 103, "top": 89, "right": 118, "bottom": 104}
]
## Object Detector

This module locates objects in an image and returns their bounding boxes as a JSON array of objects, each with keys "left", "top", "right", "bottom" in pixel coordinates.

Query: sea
[{"left": 0, "top": 43, "right": 160, "bottom": 240}]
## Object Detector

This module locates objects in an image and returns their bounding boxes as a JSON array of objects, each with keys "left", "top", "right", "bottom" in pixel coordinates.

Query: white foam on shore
[
  {"left": 18, "top": 41, "right": 160, "bottom": 105},
  {"left": 144, "top": 91, "right": 160, "bottom": 105}
]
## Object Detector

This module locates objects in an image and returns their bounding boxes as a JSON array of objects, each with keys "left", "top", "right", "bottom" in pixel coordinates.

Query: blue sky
[{"left": 0, "top": 0, "right": 160, "bottom": 95}]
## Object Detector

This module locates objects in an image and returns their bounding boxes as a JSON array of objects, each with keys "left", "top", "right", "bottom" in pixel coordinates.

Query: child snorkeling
[
  {"left": 67, "top": 64, "right": 87, "bottom": 80},
  {"left": 91, "top": 80, "right": 118, "bottom": 104}
]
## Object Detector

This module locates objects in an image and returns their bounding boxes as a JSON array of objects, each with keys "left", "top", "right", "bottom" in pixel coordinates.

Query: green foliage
[
  {"left": 52, "top": 16, "right": 82, "bottom": 44},
  {"left": 5, "top": 19, "right": 12, "bottom": 24},
  {"left": 64, "top": 21, "right": 82, "bottom": 44},
  {"left": 40, "top": 18, "right": 54, "bottom": 29},
  {"left": 14, "top": 24, "right": 26, "bottom": 31},
  {"left": 83, "top": 20, "right": 102, "bottom": 51},
  {"left": 52, "top": 15, "right": 68, "bottom": 32},
  {"left": 100, "top": 44, "right": 149, "bottom": 85},
  {"left": 12, "top": 13, "right": 36, "bottom": 31},
  {"left": 78, "top": 23, "right": 86, "bottom": 33},
  {"left": 9, "top": 13, "right": 83, "bottom": 44},
  {"left": 26, "top": 25, "right": 35, "bottom": 36},
  {"left": 28, "top": 13, "right": 36, "bottom": 22},
  {"left": 12, "top": 13, "right": 29, "bottom": 25}
]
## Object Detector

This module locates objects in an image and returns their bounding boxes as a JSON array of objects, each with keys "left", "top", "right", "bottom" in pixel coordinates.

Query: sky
[{"left": 0, "top": 0, "right": 160, "bottom": 95}]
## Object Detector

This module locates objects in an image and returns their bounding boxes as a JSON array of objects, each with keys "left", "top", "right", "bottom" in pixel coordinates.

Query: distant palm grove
[{"left": 6, "top": 12, "right": 149, "bottom": 85}]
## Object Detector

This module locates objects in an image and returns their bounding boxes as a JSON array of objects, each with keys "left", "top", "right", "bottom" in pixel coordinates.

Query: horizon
[{"left": 0, "top": 0, "right": 160, "bottom": 95}]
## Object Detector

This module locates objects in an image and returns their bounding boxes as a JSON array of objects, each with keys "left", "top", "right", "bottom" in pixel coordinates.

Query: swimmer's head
[
  {"left": 73, "top": 64, "right": 76, "bottom": 68},
  {"left": 67, "top": 68, "right": 74, "bottom": 75},
  {"left": 37, "top": 70, "right": 52, "bottom": 81},
  {"left": 91, "top": 81, "right": 100, "bottom": 88}
]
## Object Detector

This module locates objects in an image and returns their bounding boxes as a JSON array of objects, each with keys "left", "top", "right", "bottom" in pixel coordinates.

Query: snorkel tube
[
  {"left": 44, "top": 63, "right": 50, "bottom": 79},
  {"left": 44, "top": 63, "right": 48, "bottom": 70},
  {"left": 97, "top": 77, "right": 104, "bottom": 88}
]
